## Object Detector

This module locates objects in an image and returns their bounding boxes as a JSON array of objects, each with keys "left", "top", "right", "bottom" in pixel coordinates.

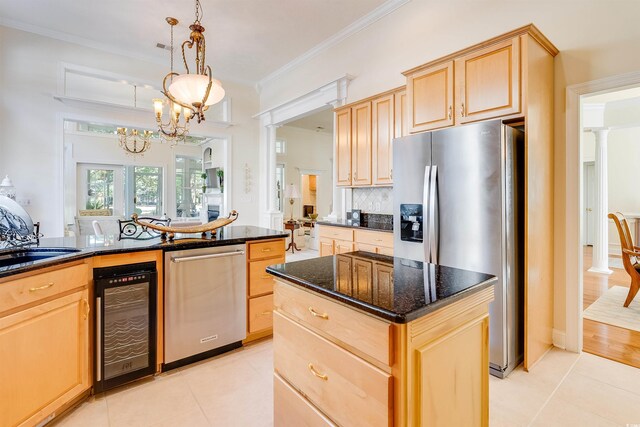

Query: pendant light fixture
[
  {"left": 159, "top": 0, "right": 225, "bottom": 125},
  {"left": 153, "top": 17, "right": 190, "bottom": 145},
  {"left": 118, "top": 85, "right": 153, "bottom": 155}
]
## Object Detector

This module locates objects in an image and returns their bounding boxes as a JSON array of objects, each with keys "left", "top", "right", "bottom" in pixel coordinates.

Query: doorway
[{"left": 578, "top": 86, "right": 640, "bottom": 368}]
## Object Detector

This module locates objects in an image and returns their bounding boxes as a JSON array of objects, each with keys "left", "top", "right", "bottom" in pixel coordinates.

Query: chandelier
[
  {"left": 159, "top": 0, "right": 225, "bottom": 126},
  {"left": 118, "top": 85, "right": 153, "bottom": 155},
  {"left": 153, "top": 17, "right": 190, "bottom": 145}
]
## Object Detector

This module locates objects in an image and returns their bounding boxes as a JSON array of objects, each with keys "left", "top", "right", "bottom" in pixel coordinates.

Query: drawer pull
[
  {"left": 375, "top": 239, "right": 383, "bottom": 242},
  {"left": 308, "top": 307, "right": 329, "bottom": 319},
  {"left": 308, "top": 363, "right": 328, "bottom": 381},
  {"left": 29, "top": 282, "right": 54, "bottom": 292},
  {"left": 261, "top": 248, "right": 272, "bottom": 253},
  {"left": 261, "top": 310, "right": 272, "bottom": 316},
  {"left": 262, "top": 274, "right": 273, "bottom": 279}
]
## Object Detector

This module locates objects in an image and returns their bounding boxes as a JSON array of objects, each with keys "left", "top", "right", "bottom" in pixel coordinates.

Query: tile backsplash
[{"left": 352, "top": 187, "right": 393, "bottom": 214}]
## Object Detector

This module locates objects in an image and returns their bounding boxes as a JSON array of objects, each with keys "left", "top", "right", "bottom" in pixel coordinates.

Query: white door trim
[{"left": 564, "top": 70, "right": 640, "bottom": 353}]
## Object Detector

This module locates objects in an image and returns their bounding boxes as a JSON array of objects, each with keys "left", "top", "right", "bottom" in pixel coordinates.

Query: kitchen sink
[{"left": 0, "top": 247, "right": 82, "bottom": 269}]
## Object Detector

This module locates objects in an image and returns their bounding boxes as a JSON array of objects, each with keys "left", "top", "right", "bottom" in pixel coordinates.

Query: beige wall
[
  {"left": 0, "top": 26, "right": 260, "bottom": 236},
  {"left": 259, "top": 0, "right": 640, "bottom": 339}
]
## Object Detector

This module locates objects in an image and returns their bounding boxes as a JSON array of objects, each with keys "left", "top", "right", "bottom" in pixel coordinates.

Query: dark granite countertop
[
  {"left": 316, "top": 220, "right": 393, "bottom": 233},
  {"left": 267, "top": 251, "right": 496, "bottom": 323},
  {"left": 0, "top": 226, "right": 288, "bottom": 279}
]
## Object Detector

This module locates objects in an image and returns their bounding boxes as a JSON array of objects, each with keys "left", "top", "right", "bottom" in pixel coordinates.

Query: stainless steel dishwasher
[{"left": 164, "top": 244, "right": 246, "bottom": 370}]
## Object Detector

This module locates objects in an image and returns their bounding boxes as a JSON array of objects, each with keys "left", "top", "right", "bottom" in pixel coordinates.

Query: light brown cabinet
[
  {"left": 455, "top": 36, "right": 520, "bottom": 124},
  {"left": 406, "top": 60, "right": 454, "bottom": 133},
  {"left": 318, "top": 225, "right": 392, "bottom": 257},
  {"left": 372, "top": 94, "right": 394, "bottom": 185},
  {"left": 245, "top": 239, "right": 285, "bottom": 342},
  {"left": 335, "top": 108, "right": 352, "bottom": 186},
  {"left": 0, "top": 262, "right": 90, "bottom": 427},
  {"left": 335, "top": 87, "right": 405, "bottom": 187},
  {"left": 273, "top": 279, "right": 494, "bottom": 426},
  {"left": 351, "top": 101, "right": 372, "bottom": 186},
  {"left": 403, "top": 24, "right": 558, "bottom": 370}
]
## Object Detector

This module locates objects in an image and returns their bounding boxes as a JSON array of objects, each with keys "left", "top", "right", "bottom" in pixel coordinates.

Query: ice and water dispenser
[{"left": 400, "top": 204, "right": 423, "bottom": 243}]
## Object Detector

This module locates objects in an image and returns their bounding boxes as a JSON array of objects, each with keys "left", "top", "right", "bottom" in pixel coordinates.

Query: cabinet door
[
  {"left": 353, "top": 259, "right": 374, "bottom": 302},
  {"left": 319, "top": 238, "right": 335, "bottom": 257},
  {"left": 394, "top": 89, "right": 407, "bottom": 139},
  {"left": 455, "top": 37, "right": 520, "bottom": 124},
  {"left": 373, "top": 264, "right": 394, "bottom": 307},
  {"left": 407, "top": 61, "right": 454, "bottom": 133},
  {"left": 351, "top": 102, "right": 372, "bottom": 186},
  {"left": 335, "top": 108, "right": 352, "bottom": 186},
  {"left": 336, "top": 255, "right": 353, "bottom": 295},
  {"left": 372, "top": 94, "right": 394, "bottom": 186},
  {"left": 0, "top": 289, "right": 90, "bottom": 427}
]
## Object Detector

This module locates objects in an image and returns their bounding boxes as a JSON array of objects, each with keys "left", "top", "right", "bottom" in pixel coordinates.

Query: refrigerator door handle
[
  {"left": 423, "top": 165, "right": 431, "bottom": 263},
  {"left": 429, "top": 165, "right": 438, "bottom": 263}
]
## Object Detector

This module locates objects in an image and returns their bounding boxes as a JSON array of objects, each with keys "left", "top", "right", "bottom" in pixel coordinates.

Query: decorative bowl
[{"left": 308, "top": 213, "right": 319, "bottom": 220}]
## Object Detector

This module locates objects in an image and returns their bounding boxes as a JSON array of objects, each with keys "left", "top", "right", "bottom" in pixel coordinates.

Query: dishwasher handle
[{"left": 170, "top": 250, "right": 245, "bottom": 263}]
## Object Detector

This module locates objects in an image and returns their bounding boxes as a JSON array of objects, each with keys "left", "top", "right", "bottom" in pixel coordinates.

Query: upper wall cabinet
[
  {"left": 405, "top": 34, "right": 524, "bottom": 132},
  {"left": 335, "top": 108, "right": 352, "bottom": 186},
  {"left": 351, "top": 101, "right": 373, "bottom": 186},
  {"left": 456, "top": 37, "right": 520, "bottom": 124},
  {"left": 335, "top": 87, "right": 405, "bottom": 187},
  {"left": 406, "top": 61, "right": 454, "bottom": 133}
]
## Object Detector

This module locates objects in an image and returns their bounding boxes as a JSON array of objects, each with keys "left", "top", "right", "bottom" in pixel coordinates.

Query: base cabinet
[
  {"left": 245, "top": 239, "right": 285, "bottom": 342},
  {"left": 0, "top": 288, "right": 90, "bottom": 427},
  {"left": 273, "top": 280, "right": 494, "bottom": 427}
]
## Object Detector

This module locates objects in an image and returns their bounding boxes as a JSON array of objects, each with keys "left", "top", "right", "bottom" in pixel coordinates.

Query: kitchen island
[{"left": 267, "top": 251, "right": 496, "bottom": 427}]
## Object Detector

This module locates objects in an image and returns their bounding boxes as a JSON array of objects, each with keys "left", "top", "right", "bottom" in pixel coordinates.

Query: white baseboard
[{"left": 552, "top": 329, "right": 566, "bottom": 350}]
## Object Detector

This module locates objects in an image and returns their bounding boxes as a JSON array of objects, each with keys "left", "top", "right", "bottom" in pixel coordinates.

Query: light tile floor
[{"left": 55, "top": 339, "right": 640, "bottom": 426}]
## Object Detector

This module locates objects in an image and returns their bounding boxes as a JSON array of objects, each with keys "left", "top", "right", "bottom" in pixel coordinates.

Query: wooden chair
[{"left": 608, "top": 212, "right": 640, "bottom": 307}]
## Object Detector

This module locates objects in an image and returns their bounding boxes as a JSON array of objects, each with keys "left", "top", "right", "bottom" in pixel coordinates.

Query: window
[
  {"left": 130, "top": 166, "right": 163, "bottom": 216},
  {"left": 77, "top": 163, "right": 163, "bottom": 218},
  {"left": 175, "top": 156, "right": 203, "bottom": 218},
  {"left": 86, "top": 169, "right": 114, "bottom": 212},
  {"left": 275, "top": 139, "right": 286, "bottom": 154}
]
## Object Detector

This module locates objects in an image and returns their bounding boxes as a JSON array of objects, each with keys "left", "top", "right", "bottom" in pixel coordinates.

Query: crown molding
[{"left": 256, "top": 0, "right": 411, "bottom": 91}]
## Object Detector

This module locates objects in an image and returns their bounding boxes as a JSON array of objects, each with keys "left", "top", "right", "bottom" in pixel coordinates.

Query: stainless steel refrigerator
[{"left": 393, "top": 119, "right": 524, "bottom": 378}]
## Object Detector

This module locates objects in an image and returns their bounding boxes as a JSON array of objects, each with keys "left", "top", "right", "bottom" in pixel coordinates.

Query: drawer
[
  {"left": 0, "top": 263, "right": 89, "bottom": 315},
  {"left": 355, "top": 242, "right": 377, "bottom": 253},
  {"left": 354, "top": 229, "right": 393, "bottom": 248},
  {"left": 318, "top": 226, "right": 353, "bottom": 242},
  {"left": 274, "top": 373, "right": 336, "bottom": 427},
  {"left": 274, "top": 312, "right": 391, "bottom": 427},
  {"left": 249, "top": 258, "right": 284, "bottom": 297},
  {"left": 274, "top": 281, "right": 392, "bottom": 366},
  {"left": 248, "top": 239, "right": 285, "bottom": 261},
  {"left": 249, "top": 294, "right": 273, "bottom": 333},
  {"left": 378, "top": 246, "right": 394, "bottom": 256}
]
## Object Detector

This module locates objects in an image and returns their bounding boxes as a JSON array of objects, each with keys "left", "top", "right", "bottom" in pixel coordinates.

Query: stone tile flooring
[{"left": 54, "top": 339, "right": 640, "bottom": 426}]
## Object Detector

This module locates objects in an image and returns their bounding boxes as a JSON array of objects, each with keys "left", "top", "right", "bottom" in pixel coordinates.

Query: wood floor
[{"left": 582, "top": 246, "right": 640, "bottom": 368}]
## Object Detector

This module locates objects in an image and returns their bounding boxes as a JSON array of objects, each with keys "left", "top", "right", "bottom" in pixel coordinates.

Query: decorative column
[
  {"left": 327, "top": 101, "right": 343, "bottom": 221},
  {"left": 588, "top": 128, "right": 612, "bottom": 274}
]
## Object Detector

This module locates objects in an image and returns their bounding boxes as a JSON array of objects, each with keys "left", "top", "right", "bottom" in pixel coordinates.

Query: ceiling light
[
  {"left": 160, "top": 0, "right": 224, "bottom": 124},
  {"left": 118, "top": 85, "right": 153, "bottom": 155}
]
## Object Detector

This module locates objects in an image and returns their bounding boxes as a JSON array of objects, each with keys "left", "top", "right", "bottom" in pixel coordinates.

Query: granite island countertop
[
  {"left": 0, "top": 225, "right": 288, "bottom": 279},
  {"left": 267, "top": 251, "right": 496, "bottom": 323}
]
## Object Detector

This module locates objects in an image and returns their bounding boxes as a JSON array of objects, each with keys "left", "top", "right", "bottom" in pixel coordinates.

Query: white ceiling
[
  {"left": 285, "top": 108, "right": 334, "bottom": 133},
  {"left": 0, "top": 0, "right": 391, "bottom": 84}
]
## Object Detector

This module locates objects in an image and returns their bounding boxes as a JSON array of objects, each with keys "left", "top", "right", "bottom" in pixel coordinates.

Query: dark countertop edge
[
  {"left": 267, "top": 267, "right": 497, "bottom": 324},
  {"left": 0, "top": 232, "right": 288, "bottom": 280},
  {"left": 315, "top": 221, "right": 393, "bottom": 234}
]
